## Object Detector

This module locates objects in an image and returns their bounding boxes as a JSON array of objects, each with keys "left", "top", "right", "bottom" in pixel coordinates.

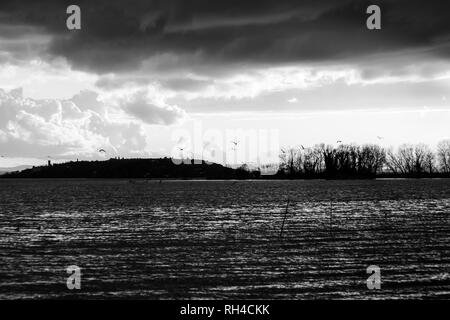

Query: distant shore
[{"left": 1, "top": 157, "right": 449, "bottom": 180}]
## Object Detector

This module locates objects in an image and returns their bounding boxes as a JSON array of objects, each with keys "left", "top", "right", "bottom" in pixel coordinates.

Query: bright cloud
[{"left": 0, "top": 88, "right": 186, "bottom": 159}]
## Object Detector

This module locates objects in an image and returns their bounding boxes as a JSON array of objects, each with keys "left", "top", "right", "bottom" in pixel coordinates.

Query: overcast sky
[{"left": 0, "top": 0, "right": 449, "bottom": 167}]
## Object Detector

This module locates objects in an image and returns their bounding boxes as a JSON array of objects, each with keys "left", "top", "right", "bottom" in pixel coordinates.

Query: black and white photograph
[{"left": 0, "top": 0, "right": 449, "bottom": 308}]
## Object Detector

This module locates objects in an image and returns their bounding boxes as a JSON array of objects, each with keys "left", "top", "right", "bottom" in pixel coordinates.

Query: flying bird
[
  {"left": 231, "top": 140, "right": 239, "bottom": 151},
  {"left": 377, "top": 136, "right": 384, "bottom": 140},
  {"left": 98, "top": 149, "right": 106, "bottom": 153},
  {"left": 337, "top": 140, "right": 343, "bottom": 144},
  {"left": 300, "top": 145, "right": 305, "bottom": 150}
]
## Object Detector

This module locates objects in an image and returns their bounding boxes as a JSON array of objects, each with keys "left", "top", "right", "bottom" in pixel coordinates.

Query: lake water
[{"left": 0, "top": 179, "right": 449, "bottom": 299}]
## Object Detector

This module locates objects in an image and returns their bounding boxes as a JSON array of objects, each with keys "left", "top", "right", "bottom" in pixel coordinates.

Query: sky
[{"left": 0, "top": 0, "right": 449, "bottom": 167}]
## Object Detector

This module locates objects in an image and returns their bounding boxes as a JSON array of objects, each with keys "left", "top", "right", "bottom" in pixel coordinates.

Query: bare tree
[
  {"left": 414, "top": 144, "right": 434, "bottom": 174},
  {"left": 437, "top": 140, "right": 450, "bottom": 173},
  {"left": 387, "top": 144, "right": 434, "bottom": 175},
  {"left": 424, "top": 149, "right": 436, "bottom": 174},
  {"left": 302, "top": 145, "right": 324, "bottom": 175},
  {"left": 358, "top": 144, "right": 386, "bottom": 175},
  {"left": 276, "top": 142, "right": 442, "bottom": 177},
  {"left": 321, "top": 144, "right": 338, "bottom": 177},
  {"left": 279, "top": 147, "right": 301, "bottom": 176}
]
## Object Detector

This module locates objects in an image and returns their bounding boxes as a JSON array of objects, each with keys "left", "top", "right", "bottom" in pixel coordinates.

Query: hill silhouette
[{"left": 0, "top": 158, "right": 261, "bottom": 179}]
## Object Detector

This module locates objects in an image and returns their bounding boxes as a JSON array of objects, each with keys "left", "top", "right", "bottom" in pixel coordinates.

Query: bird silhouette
[
  {"left": 98, "top": 149, "right": 106, "bottom": 153},
  {"left": 300, "top": 145, "right": 305, "bottom": 150},
  {"left": 337, "top": 140, "right": 343, "bottom": 144},
  {"left": 177, "top": 147, "right": 185, "bottom": 159}
]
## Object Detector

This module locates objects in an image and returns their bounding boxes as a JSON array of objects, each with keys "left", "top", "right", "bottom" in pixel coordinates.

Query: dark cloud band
[{"left": 0, "top": 0, "right": 449, "bottom": 73}]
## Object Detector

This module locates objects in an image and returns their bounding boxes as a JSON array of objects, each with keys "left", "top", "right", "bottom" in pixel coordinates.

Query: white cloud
[
  {"left": 93, "top": 56, "right": 450, "bottom": 115},
  {"left": 0, "top": 87, "right": 186, "bottom": 159},
  {"left": 107, "top": 87, "right": 187, "bottom": 125},
  {"left": 0, "top": 58, "right": 98, "bottom": 100}
]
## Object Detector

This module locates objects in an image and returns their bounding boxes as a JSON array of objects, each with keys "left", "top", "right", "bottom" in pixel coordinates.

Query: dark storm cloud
[{"left": 1, "top": 0, "right": 450, "bottom": 73}]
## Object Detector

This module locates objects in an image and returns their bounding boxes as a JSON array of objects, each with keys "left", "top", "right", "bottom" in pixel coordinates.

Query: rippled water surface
[{"left": 0, "top": 179, "right": 449, "bottom": 299}]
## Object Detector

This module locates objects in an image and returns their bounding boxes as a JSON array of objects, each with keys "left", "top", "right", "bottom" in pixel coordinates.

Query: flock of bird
[
  {"left": 0, "top": 136, "right": 387, "bottom": 162},
  {"left": 176, "top": 140, "right": 240, "bottom": 159},
  {"left": 282, "top": 137, "right": 387, "bottom": 155},
  {"left": 229, "top": 137, "right": 385, "bottom": 152}
]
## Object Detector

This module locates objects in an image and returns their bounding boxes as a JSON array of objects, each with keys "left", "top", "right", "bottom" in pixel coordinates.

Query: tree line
[
  {"left": 2, "top": 158, "right": 261, "bottom": 179},
  {"left": 277, "top": 140, "right": 450, "bottom": 179}
]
